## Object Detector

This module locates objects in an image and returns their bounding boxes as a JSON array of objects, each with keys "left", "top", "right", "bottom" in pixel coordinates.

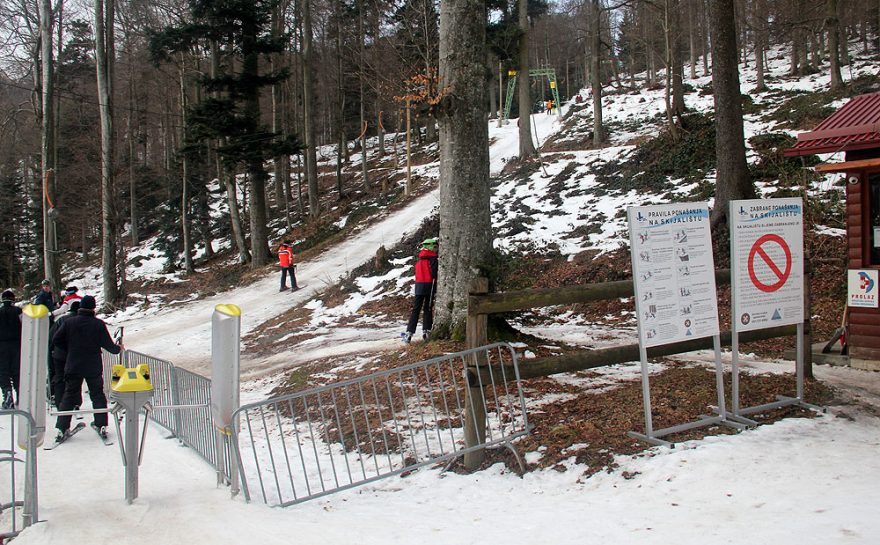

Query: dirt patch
[{"left": 511, "top": 362, "right": 836, "bottom": 476}]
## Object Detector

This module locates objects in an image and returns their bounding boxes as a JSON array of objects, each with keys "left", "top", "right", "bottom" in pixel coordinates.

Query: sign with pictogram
[
  {"left": 731, "top": 198, "right": 804, "bottom": 332},
  {"left": 629, "top": 202, "right": 719, "bottom": 347},
  {"left": 747, "top": 234, "right": 792, "bottom": 292},
  {"left": 848, "top": 269, "right": 878, "bottom": 308}
]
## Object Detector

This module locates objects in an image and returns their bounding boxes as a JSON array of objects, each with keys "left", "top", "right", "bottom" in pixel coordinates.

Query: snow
[
  {"left": 8, "top": 363, "right": 880, "bottom": 545},
  {"left": 4, "top": 40, "right": 880, "bottom": 545}
]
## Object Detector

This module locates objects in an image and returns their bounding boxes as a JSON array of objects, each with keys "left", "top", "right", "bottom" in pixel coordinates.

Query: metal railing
[
  {"left": 232, "top": 343, "right": 529, "bottom": 507},
  {"left": 103, "top": 350, "right": 218, "bottom": 473},
  {"left": 0, "top": 409, "right": 39, "bottom": 540}
]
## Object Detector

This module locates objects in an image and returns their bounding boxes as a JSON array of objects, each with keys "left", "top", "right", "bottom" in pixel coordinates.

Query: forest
[{"left": 0, "top": 0, "right": 872, "bottom": 325}]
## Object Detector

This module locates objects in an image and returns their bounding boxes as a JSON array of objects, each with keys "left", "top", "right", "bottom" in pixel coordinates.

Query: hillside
[
  {"left": 46, "top": 41, "right": 869, "bottom": 476},
  {"left": 8, "top": 41, "right": 880, "bottom": 545}
]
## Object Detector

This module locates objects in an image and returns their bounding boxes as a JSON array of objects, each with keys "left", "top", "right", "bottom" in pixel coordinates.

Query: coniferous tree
[{"left": 149, "top": 0, "right": 300, "bottom": 268}]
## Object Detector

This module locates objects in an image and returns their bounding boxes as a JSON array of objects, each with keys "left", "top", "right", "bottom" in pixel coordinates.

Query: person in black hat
[
  {"left": 48, "top": 299, "right": 80, "bottom": 409},
  {"left": 51, "top": 295, "right": 124, "bottom": 442},
  {"left": 0, "top": 290, "right": 22, "bottom": 409}
]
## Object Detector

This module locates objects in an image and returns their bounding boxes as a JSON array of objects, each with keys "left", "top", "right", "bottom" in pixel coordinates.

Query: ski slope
[{"left": 116, "top": 111, "right": 562, "bottom": 377}]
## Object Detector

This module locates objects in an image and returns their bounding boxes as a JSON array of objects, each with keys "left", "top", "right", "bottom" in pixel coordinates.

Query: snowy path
[
  {"left": 117, "top": 112, "right": 564, "bottom": 377},
  {"left": 118, "top": 189, "right": 440, "bottom": 376},
  {"left": 10, "top": 374, "right": 880, "bottom": 545}
]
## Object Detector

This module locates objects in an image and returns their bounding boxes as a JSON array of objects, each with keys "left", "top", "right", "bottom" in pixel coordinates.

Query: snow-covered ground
[
  {"left": 4, "top": 42, "right": 880, "bottom": 544},
  {"left": 6, "top": 361, "right": 880, "bottom": 545}
]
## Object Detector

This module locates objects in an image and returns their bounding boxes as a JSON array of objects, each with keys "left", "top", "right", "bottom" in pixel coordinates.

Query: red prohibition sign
[{"left": 747, "top": 234, "right": 792, "bottom": 293}]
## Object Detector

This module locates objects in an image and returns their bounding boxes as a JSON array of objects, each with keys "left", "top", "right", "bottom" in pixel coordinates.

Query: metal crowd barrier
[
  {"left": 0, "top": 409, "right": 39, "bottom": 540},
  {"left": 232, "top": 343, "right": 529, "bottom": 507},
  {"left": 103, "top": 350, "right": 218, "bottom": 472}
]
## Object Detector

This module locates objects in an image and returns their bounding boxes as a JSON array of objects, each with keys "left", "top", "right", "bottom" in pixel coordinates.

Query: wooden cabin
[{"left": 785, "top": 91, "right": 880, "bottom": 371}]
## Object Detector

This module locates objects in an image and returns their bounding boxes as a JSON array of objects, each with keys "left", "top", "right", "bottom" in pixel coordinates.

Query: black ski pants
[
  {"left": 280, "top": 266, "right": 298, "bottom": 289},
  {"left": 50, "top": 357, "right": 66, "bottom": 408},
  {"left": 0, "top": 341, "right": 20, "bottom": 397},
  {"left": 406, "top": 292, "right": 434, "bottom": 335},
  {"left": 56, "top": 372, "right": 108, "bottom": 432}
]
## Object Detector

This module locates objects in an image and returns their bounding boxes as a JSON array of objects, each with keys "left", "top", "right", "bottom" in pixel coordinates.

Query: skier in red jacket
[
  {"left": 402, "top": 238, "right": 438, "bottom": 344},
  {"left": 278, "top": 241, "right": 298, "bottom": 291}
]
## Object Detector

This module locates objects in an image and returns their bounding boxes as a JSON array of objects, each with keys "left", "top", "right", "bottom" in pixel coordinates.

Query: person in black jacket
[
  {"left": 48, "top": 300, "right": 80, "bottom": 409},
  {"left": 33, "top": 279, "right": 57, "bottom": 319},
  {"left": 51, "top": 295, "right": 124, "bottom": 441},
  {"left": 0, "top": 290, "right": 22, "bottom": 409}
]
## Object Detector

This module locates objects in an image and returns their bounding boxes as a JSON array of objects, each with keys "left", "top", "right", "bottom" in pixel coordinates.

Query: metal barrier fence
[
  {"left": 0, "top": 409, "right": 39, "bottom": 540},
  {"left": 102, "top": 350, "right": 220, "bottom": 475},
  {"left": 232, "top": 343, "right": 529, "bottom": 507},
  {"left": 168, "top": 367, "right": 221, "bottom": 472}
]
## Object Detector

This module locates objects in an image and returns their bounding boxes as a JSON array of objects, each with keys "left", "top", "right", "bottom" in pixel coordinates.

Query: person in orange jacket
[{"left": 278, "top": 241, "right": 298, "bottom": 291}]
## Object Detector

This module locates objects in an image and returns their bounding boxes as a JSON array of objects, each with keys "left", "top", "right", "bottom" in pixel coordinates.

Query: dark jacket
[
  {"left": 414, "top": 249, "right": 438, "bottom": 296},
  {"left": 49, "top": 309, "right": 78, "bottom": 362},
  {"left": 51, "top": 309, "right": 122, "bottom": 376},
  {"left": 34, "top": 290, "right": 55, "bottom": 313},
  {"left": 0, "top": 301, "right": 22, "bottom": 344}
]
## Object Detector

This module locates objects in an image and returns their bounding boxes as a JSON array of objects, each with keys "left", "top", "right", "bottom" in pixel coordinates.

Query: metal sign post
[
  {"left": 211, "top": 304, "right": 241, "bottom": 494},
  {"left": 109, "top": 363, "right": 153, "bottom": 504},
  {"left": 729, "top": 198, "right": 821, "bottom": 421},
  {"left": 627, "top": 203, "right": 741, "bottom": 446}
]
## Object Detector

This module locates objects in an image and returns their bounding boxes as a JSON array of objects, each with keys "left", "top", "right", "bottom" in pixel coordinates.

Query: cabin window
[{"left": 871, "top": 173, "right": 880, "bottom": 264}]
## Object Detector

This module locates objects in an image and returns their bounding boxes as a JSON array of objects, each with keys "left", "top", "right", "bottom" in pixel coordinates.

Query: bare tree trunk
[
  {"left": 242, "top": 16, "right": 270, "bottom": 267},
  {"left": 827, "top": 0, "right": 844, "bottom": 90},
  {"left": 663, "top": 0, "right": 677, "bottom": 138},
  {"left": 222, "top": 168, "right": 251, "bottom": 264},
  {"left": 40, "top": 0, "right": 60, "bottom": 290},
  {"left": 358, "top": 1, "right": 369, "bottom": 191},
  {"left": 435, "top": 0, "right": 492, "bottom": 336},
  {"left": 127, "top": 58, "right": 139, "bottom": 246},
  {"left": 753, "top": 0, "right": 767, "bottom": 92},
  {"left": 271, "top": 3, "right": 286, "bottom": 212},
  {"left": 709, "top": 0, "right": 756, "bottom": 226},
  {"left": 590, "top": 0, "right": 605, "bottom": 145},
  {"left": 688, "top": 0, "right": 697, "bottom": 79},
  {"left": 96, "top": 0, "right": 120, "bottom": 306},
  {"left": 671, "top": 0, "right": 686, "bottom": 117},
  {"left": 405, "top": 99, "right": 413, "bottom": 195},
  {"left": 700, "top": 0, "right": 709, "bottom": 75},
  {"left": 517, "top": 0, "right": 536, "bottom": 159},
  {"left": 210, "top": 40, "right": 250, "bottom": 264},
  {"left": 179, "top": 61, "right": 194, "bottom": 274},
  {"left": 335, "top": 4, "right": 345, "bottom": 200},
  {"left": 301, "top": 0, "right": 320, "bottom": 218},
  {"left": 488, "top": 54, "right": 497, "bottom": 119},
  {"left": 377, "top": 112, "right": 385, "bottom": 157}
]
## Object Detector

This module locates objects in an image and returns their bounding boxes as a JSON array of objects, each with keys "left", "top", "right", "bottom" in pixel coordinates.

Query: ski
[
  {"left": 91, "top": 423, "right": 114, "bottom": 446},
  {"left": 44, "top": 422, "right": 87, "bottom": 450}
]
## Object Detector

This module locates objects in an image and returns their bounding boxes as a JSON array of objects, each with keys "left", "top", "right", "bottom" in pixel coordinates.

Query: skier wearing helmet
[{"left": 402, "top": 238, "right": 438, "bottom": 344}]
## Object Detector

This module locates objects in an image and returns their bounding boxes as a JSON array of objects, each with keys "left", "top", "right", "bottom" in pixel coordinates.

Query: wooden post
[{"left": 463, "top": 277, "right": 489, "bottom": 470}]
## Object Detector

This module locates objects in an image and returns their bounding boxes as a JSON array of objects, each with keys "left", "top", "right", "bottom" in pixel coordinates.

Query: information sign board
[
  {"left": 848, "top": 269, "right": 879, "bottom": 308},
  {"left": 628, "top": 202, "right": 720, "bottom": 348},
  {"left": 730, "top": 198, "right": 804, "bottom": 332}
]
